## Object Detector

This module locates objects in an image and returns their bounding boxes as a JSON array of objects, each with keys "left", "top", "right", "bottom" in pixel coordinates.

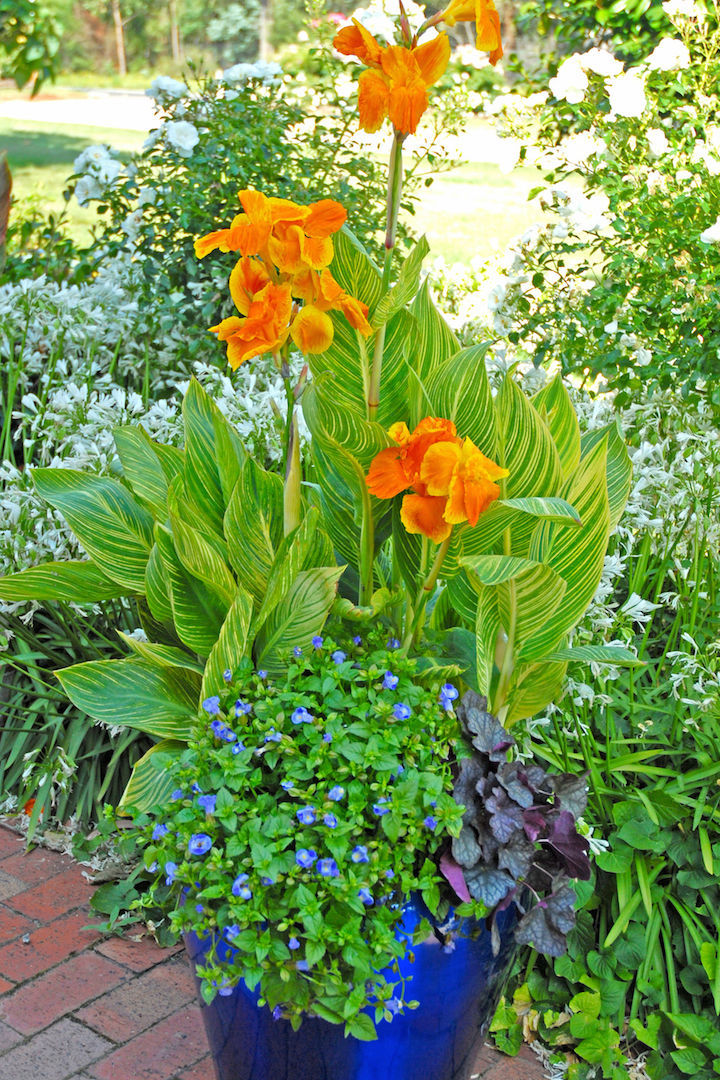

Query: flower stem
[
  {"left": 367, "top": 132, "right": 404, "bottom": 422},
  {"left": 402, "top": 534, "right": 452, "bottom": 652}
]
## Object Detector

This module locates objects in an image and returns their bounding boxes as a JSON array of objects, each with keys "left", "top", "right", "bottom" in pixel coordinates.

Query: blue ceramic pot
[{"left": 185, "top": 898, "right": 518, "bottom": 1080}]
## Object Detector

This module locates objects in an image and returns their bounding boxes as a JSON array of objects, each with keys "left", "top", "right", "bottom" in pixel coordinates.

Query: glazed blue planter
[{"left": 185, "top": 898, "right": 518, "bottom": 1080}]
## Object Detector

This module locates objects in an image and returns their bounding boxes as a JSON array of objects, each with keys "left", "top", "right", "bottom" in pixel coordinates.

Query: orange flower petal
[
  {"left": 366, "top": 447, "right": 409, "bottom": 498},
  {"left": 413, "top": 32, "right": 451, "bottom": 86},
  {"left": 401, "top": 493, "right": 452, "bottom": 543},
  {"left": 388, "top": 78, "right": 428, "bottom": 135},
  {"left": 358, "top": 69, "right": 390, "bottom": 133},
  {"left": 268, "top": 223, "right": 305, "bottom": 274},
  {"left": 229, "top": 257, "right": 271, "bottom": 315},
  {"left": 268, "top": 197, "right": 307, "bottom": 225},
  {"left": 195, "top": 229, "right": 231, "bottom": 258},
  {"left": 333, "top": 19, "right": 384, "bottom": 66},
  {"left": 304, "top": 199, "right": 347, "bottom": 238},
  {"left": 420, "top": 440, "right": 462, "bottom": 496},
  {"left": 476, "top": 2, "right": 503, "bottom": 61},
  {"left": 300, "top": 232, "right": 335, "bottom": 270},
  {"left": 388, "top": 422, "right": 411, "bottom": 446},
  {"left": 209, "top": 316, "right": 244, "bottom": 340},
  {"left": 290, "top": 305, "right": 334, "bottom": 355},
  {"left": 339, "top": 295, "right": 372, "bottom": 336},
  {"left": 440, "top": 0, "right": 476, "bottom": 25}
]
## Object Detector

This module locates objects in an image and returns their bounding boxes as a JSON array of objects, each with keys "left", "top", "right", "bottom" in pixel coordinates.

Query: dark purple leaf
[
  {"left": 546, "top": 884, "right": 577, "bottom": 934},
  {"left": 497, "top": 762, "right": 536, "bottom": 809},
  {"left": 452, "top": 824, "right": 483, "bottom": 868},
  {"left": 453, "top": 757, "right": 486, "bottom": 818},
  {"left": 548, "top": 811, "right": 592, "bottom": 880},
  {"left": 486, "top": 787, "right": 524, "bottom": 843},
  {"left": 439, "top": 852, "right": 471, "bottom": 902},
  {"left": 551, "top": 773, "right": 588, "bottom": 818},
  {"left": 457, "top": 692, "right": 515, "bottom": 761},
  {"left": 497, "top": 832, "right": 534, "bottom": 879},
  {"left": 523, "top": 809, "right": 547, "bottom": 842},
  {"left": 464, "top": 866, "right": 515, "bottom": 907},
  {"left": 514, "top": 903, "right": 568, "bottom": 956}
]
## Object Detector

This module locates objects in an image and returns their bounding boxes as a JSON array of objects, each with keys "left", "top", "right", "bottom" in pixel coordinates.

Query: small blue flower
[
  {"left": 296, "top": 848, "right": 317, "bottom": 869},
  {"left": 164, "top": 860, "right": 178, "bottom": 885},
  {"left": 385, "top": 868, "right": 395, "bottom": 880},
  {"left": 358, "top": 888, "right": 374, "bottom": 906},
  {"left": 296, "top": 960, "right": 310, "bottom": 972},
  {"left": 296, "top": 805, "right": 316, "bottom": 825},
  {"left": 261, "top": 876, "right": 274, "bottom": 886},
  {"left": 257, "top": 670, "right": 268, "bottom": 680},
  {"left": 281, "top": 780, "right": 294, "bottom": 790},
  {"left": 148, "top": 860, "right": 157, "bottom": 873},
  {"left": 197, "top": 794, "right": 216, "bottom": 815},
  {"left": 423, "top": 815, "right": 438, "bottom": 830},
  {"left": 152, "top": 823, "right": 169, "bottom": 841},
  {"left": 373, "top": 799, "right": 390, "bottom": 817},
  {"left": 332, "top": 650, "right": 347, "bottom": 664},
  {"left": 191, "top": 783, "right": 202, "bottom": 794},
  {"left": 235, "top": 700, "right": 252, "bottom": 716},
  {"left": 288, "top": 936, "right": 300, "bottom": 950},
  {"left": 322, "top": 732, "right": 333, "bottom": 743},
  {"left": 188, "top": 833, "right": 213, "bottom": 856},
  {"left": 387, "top": 637, "right": 400, "bottom": 650},
  {"left": 225, "top": 924, "right": 241, "bottom": 940},
  {"left": 441, "top": 683, "right": 459, "bottom": 702},
  {"left": 293, "top": 646, "right": 303, "bottom": 657},
  {"left": 202, "top": 696, "right": 221, "bottom": 715},
  {"left": 171, "top": 789, "right": 184, "bottom": 800},
  {"left": 323, "top": 812, "right": 338, "bottom": 829},
  {"left": 383, "top": 671, "right": 399, "bottom": 691},
  {"left": 328, "top": 785, "right": 345, "bottom": 801},
  {"left": 311, "top": 636, "right": 323, "bottom": 649},
  {"left": 352, "top": 635, "right": 362, "bottom": 646},
  {"left": 264, "top": 729, "right": 282, "bottom": 743},
  {"left": 195, "top": 903, "right": 204, "bottom": 913},
  {"left": 223, "top": 669, "right": 233, "bottom": 682},
  {"left": 393, "top": 703, "right": 411, "bottom": 721},
  {"left": 272, "top": 1004, "right": 283, "bottom": 1018},
  {"left": 231, "top": 741, "right": 245, "bottom": 755},
  {"left": 218, "top": 979, "right": 234, "bottom": 996},
  {"left": 351, "top": 845, "right": 369, "bottom": 864},
  {"left": 232, "top": 873, "right": 252, "bottom": 899},
  {"left": 317, "top": 858, "right": 340, "bottom": 878},
  {"left": 291, "top": 707, "right": 313, "bottom": 725}
]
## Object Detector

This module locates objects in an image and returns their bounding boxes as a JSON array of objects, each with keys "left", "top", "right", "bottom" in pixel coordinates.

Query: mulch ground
[{"left": 0, "top": 823, "right": 546, "bottom": 1080}]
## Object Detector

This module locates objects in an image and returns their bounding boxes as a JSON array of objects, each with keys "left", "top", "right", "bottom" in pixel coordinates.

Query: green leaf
[
  {"left": 409, "top": 277, "right": 459, "bottom": 387},
  {"left": 495, "top": 375, "right": 561, "bottom": 499},
  {"left": 0, "top": 560, "right": 127, "bottom": 603},
  {"left": 475, "top": 584, "right": 500, "bottom": 696},
  {"left": 223, "top": 458, "right": 284, "bottom": 604},
  {"left": 331, "top": 227, "right": 383, "bottom": 313},
  {"left": 462, "top": 554, "right": 567, "bottom": 655},
  {"left": 499, "top": 496, "right": 581, "bottom": 525},
  {"left": 212, "top": 407, "right": 247, "bottom": 507},
  {"left": 504, "top": 660, "right": 568, "bottom": 726},
  {"left": 117, "top": 632, "right": 204, "bottom": 672},
  {"left": 372, "top": 235, "right": 429, "bottom": 328},
  {"left": 426, "top": 343, "right": 497, "bottom": 456},
  {"left": 252, "top": 508, "right": 329, "bottom": 634},
  {"left": 581, "top": 422, "right": 632, "bottom": 532},
  {"left": 532, "top": 374, "right": 581, "bottom": 478},
  {"left": 345, "top": 1012, "right": 378, "bottom": 1041},
  {"left": 145, "top": 542, "right": 173, "bottom": 623},
  {"left": 182, "top": 378, "right": 237, "bottom": 535},
  {"left": 33, "top": 468, "right": 154, "bottom": 593},
  {"left": 168, "top": 501, "right": 236, "bottom": 607},
  {"left": 256, "top": 566, "right": 344, "bottom": 675},
  {"left": 155, "top": 524, "right": 230, "bottom": 656},
  {"left": 392, "top": 499, "right": 422, "bottom": 591},
  {"left": 57, "top": 657, "right": 200, "bottom": 739},
  {"left": 451, "top": 496, "right": 581, "bottom": 577},
  {"left": 546, "top": 645, "right": 643, "bottom": 666},
  {"left": 117, "top": 739, "right": 185, "bottom": 813},
  {"left": 201, "top": 587, "right": 254, "bottom": 699},
  {"left": 114, "top": 425, "right": 170, "bottom": 518}
]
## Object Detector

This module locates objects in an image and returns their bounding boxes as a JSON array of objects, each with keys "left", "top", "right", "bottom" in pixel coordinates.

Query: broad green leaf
[
  {"left": 116, "top": 632, "right": 204, "bottom": 672},
  {"left": 182, "top": 378, "right": 239, "bottom": 536},
  {"left": 532, "top": 374, "right": 581, "bottom": 478},
  {"left": 475, "top": 584, "right": 500, "bottom": 696},
  {"left": 463, "top": 556, "right": 567, "bottom": 652},
  {"left": 252, "top": 508, "right": 327, "bottom": 634},
  {"left": 202, "top": 587, "right": 254, "bottom": 699},
  {"left": 437, "top": 627, "right": 478, "bottom": 690},
  {"left": 57, "top": 657, "right": 200, "bottom": 739},
  {"left": 145, "top": 542, "right": 173, "bottom": 623},
  {"left": 256, "top": 566, "right": 344, "bottom": 675},
  {"left": 331, "top": 227, "right": 383, "bottom": 313},
  {"left": 581, "top": 422, "right": 632, "bottom": 532},
  {"left": 495, "top": 375, "right": 561, "bottom": 499},
  {"left": 409, "top": 277, "right": 459, "bottom": 385},
  {"left": 520, "top": 440, "right": 610, "bottom": 663},
  {"left": 213, "top": 408, "right": 247, "bottom": 507},
  {"left": 33, "top": 468, "right": 154, "bottom": 593},
  {"left": 114, "top": 425, "right": 169, "bottom": 518},
  {"left": 445, "top": 570, "right": 480, "bottom": 625},
  {"left": 153, "top": 441, "right": 185, "bottom": 487},
  {"left": 117, "top": 739, "right": 185, "bottom": 814},
  {"left": 504, "top": 660, "right": 568, "bottom": 726},
  {"left": 392, "top": 500, "right": 422, "bottom": 591},
  {"left": 168, "top": 507, "right": 236, "bottom": 607},
  {"left": 462, "top": 554, "right": 544, "bottom": 587},
  {"left": 372, "top": 235, "right": 429, "bottom": 328},
  {"left": 546, "top": 644, "right": 643, "bottom": 667},
  {"left": 499, "top": 497, "right": 581, "bottom": 525},
  {"left": 155, "top": 524, "right": 230, "bottom": 656},
  {"left": 426, "top": 343, "right": 496, "bottom": 456},
  {"left": 0, "top": 560, "right": 126, "bottom": 603},
  {"left": 223, "top": 458, "right": 284, "bottom": 604}
]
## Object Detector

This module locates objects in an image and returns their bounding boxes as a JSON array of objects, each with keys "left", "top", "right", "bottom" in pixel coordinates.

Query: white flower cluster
[
  {"left": 72, "top": 144, "right": 124, "bottom": 206},
  {"left": 146, "top": 75, "right": 189, "bottom": 102},
  {"left": 221, "top": 60, "right": 283, "bottom": 85}
]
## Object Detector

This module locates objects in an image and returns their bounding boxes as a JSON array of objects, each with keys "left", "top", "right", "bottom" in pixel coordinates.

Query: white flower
[
  {"left": 662, "top": 0, "right": 704, "bottom": 17},
  {"left": 137, "top": 186, "right": 157, "bottom": 207},
  {"left": 549, "top": 55, "right": 588, "bottom": 104},
  {"left": 121, "top": 209, "right": 144, "bottom": 242},
  {"left": 146, "top": 75, "right": 188, "bottom": 101},
  {"left": 165, "top": 120, "right": 200, "bottom": 157},
  {"left": 496, "top": 137, "right": 522, "bottom": 173},
  {"left": 74, "top": 175, "right": 102, "bottom": 205},
  {"left": 562, "top": 130, "right": 605, "bottom": 167},
  {"left": 607, "top": 72, "right": 646, "bottom": 117},
  {"left": 222, "top": 60, "right": 282, "bottom": 84},
  {"left": 700, "top": 216, "right": 720, "bottom": 243},
  {"left": 73, "top": 145, "right": 111, "bottom": 173},
  {"left": 647, "top": 37, "right": 691, "bottom": 71},
  {"left": 620, "top": 592, "right": 661, "bottom": 624},
  {"left": 634, "top": 347, "right": 652, "bottom": 366},
  {"left": 646, "top": 127, "right": 670, "bottom": 157},
  {"left": 96, "top": 158, "right": 123, "bottom": 186},
  {"left": 143, "top": 125, "right": 164, "bottom": 150},
  {"left": 579, "top": 47, "right": 623, "bottom": 77},
  {"left": 604, "top": 320, "right": 619, "bottom": 334}
]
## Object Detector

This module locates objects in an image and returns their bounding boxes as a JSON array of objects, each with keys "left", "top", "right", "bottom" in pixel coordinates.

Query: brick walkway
[{"left": 0, "top": 824, "right": 545, "bottom": 1080}]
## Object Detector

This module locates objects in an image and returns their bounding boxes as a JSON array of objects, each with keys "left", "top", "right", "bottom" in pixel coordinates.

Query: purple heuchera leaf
[
  {"left": 439, "top": 852, "right": 471, "bottom": 903},
  {"left": 497, "top": 832, "right": 534, "bottom": 879},
  {"left": 523, "top": 808, "right": 547, "bottom": 842},
  {"left": 464, "top": 866, "right": 515, "bottom": 907},
  {"left": 456, "top": 691, "right": 515, "bottom": 761},
  {"left": 551, "top": 773, "right": 589, "bottom": 819},
  {"left": 514, "top": 885, "right": 577, "bottom": 957},
  {"left": 548, "top": 811, "right": 592, "bottom": 880},
  {"left": 451, "top": 824, "right": 483, "bottom": 868},
  {"left": 486, "top": 786, "right": 524, "bottom": 843}
]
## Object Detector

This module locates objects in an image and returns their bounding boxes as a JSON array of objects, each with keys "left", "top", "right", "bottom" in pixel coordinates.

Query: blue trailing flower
[
  {"left": 164, "top": 860, "right": 178, "bottom": 885},
  {"left": 317, "top": 857, "right": 340, "bottom": 878},
  {"left": 295, "top": 848, "right": 317, "bottom": 868},
  {"left": 222, "top": 669, "right": 233, "bottom": 682},
  {"left": 393, "top": 703, "right": 411, "bottom": 720},
  {"left": 296, "top": 805, "right": 316, "bottom": 825},
  {"left": 188, "top": 833, "right": 213, "bottom": 856},
  {"left": 383, "top": 671, "right": 399, "bottom": 690},
  {"left": 202, "top": 696, "right": 221, "bottom": 715},
  {"left": 351, "top": 845, "right": 369, "bottom": 864},
  {"left": 332, "top": 650, "right": 347, "bottom": 664},
  {"left": 358, "top": 888, "right": 374, "bottom": 906},
  {"left": 291, "top": 707, "right": 313, "bottom": 725},
  {"left": 232, "top": 873, "right": 252, "bottom": 900},
  {"left": 152, "top": 823, "right": 169, "bottom": 840},
  {"left": 328, "top": 785, "right": 345, "bottom": 801},
  {"left": 197, "top": 794, "right": 217, "bottom": 815}
]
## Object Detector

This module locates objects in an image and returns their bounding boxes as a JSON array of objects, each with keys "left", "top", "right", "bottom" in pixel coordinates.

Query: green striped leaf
[
  {"left": 505, "top": 661, "right": 568, "bottom": 726},
  {"left": 114, "top": 426, "right": 170, "bottom": 518},
  {"left": 495, "top": 375, "right": 561, "bottom": 499},
  {"left": 409, "top": 278, "right": 460, "bottom": 384},
  {"left": 168, "top": 509, "right": 236, "bottom": 607},
  {"left": 331, "top": 227, "right": 383, "bottom": 313},
  {"left": 475, "top": 584, "right": 500, "bottom": 696},
  {"left": 116, "top": 632, "right": 204, "bottom": 672},
  {"left": 251, "top": 508, "right": 331, "bottom": 635},
  {"left": 223, "top": 458, "right": 284, "bottom": 604},
  {"left": 256, "top": 566, "right": 344, "bottom": 675},
  {"left": 213, "top": 408, "right": 248, "bottom": 507},
  {"left": 426, "top": 344, "right": 497, "bottom": 456},
  {"left": 0, "top": 560, "right": 126, "bottom": 603},
  {"left": 392, "top": 500, "right": 422, "bottom": 591},
  {"left": 57, "top": 657, "right": 200, "bottom": 739},
  {"left": 372, "top": 236, "right": 429, "bottom": 328},
  {"left": 581, "top": 422, "right": 632, "bottom": 532},
  {"left": 532, "top": 375, "right": 581, "bottom": 478},
  {"left": 183, "top": 378, "right": 242, "bottom": 536},
  {"left": 499, "top": 497, "right": 581, "bottom": 525},
  {"left": 155, "top": 525, "right": 230, "bottom": 657},
  {"left": 520, "top": 439, "right": 611, "bottom": 663},
  {"left": 202, "top": 587, "right": 255, "bottom": 699},
  {"left": 145, "top": 542, "right": 173, "bottom": 623},
  {"left": 546, "top": 644, "right": 643, "bottom": 667},
  {"left": 463, "top": 554, "right": 544, "bottom": 587},
  {"left": 153, "top": 441, "right": 185, "bottom": 487},
  {"left": 445, "top": 571, "right": 480, "bottom": 625},
  {"left": 117, "top": 739, "right": 186, "bottom": 814},
  {"left": 33, "top": 468, "right": 154, "bottom": 593}
]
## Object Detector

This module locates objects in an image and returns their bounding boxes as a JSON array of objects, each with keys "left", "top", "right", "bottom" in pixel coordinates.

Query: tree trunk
[
  {"left": 258, "top": 0, "right": 269, "bottom": 61},
  {"left": 111, "top": 0, "right": 127, "bottom": 76},
  {"left": 168, "top": 0, "right": 181, "bottom": 64}
]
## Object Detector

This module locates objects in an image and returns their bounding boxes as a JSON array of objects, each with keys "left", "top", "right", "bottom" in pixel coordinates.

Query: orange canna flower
[
  {"left": 210, "top": 281, "right": 292, "bottom": 369},
  {"left": 293, "top": 268, "right": 373, "bottom": 336},
  {"left": 439, "top": 0, "right": 503, "bottom": 65},
  {"left": 290, "top": 305, "right": 335, "bottom": 354},
  {"left": 334, "top": 21, "right": 451, "bottom": 135},
  {"left": 366, "top": 417, "right": 507, "bottom": 542}
]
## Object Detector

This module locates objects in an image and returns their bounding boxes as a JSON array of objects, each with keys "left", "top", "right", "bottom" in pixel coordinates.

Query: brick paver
[{"left": 0, "top": 822, "right": 547, "bottom": 1080}]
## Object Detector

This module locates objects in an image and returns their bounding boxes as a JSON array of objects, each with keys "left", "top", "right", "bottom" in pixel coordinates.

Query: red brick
[
  {"left": 480, "top": 1045, "right": 546, "bottom": 1080},
  {"left": 0, "top": 870, "right": 29, "bottom": 903},
  {"left": 0, "top": 978, "right": 14, "bottom": 994},
  {"left": 0, "top": 951, "right": 127, "bottom": 1034},
  {"left": 0, "top": 1017, "right": 112, "bottom": 1080},
  {"left": 87, "top": 1003, "right": 209, "bottom": 1080},
  {"left": 0, "top": 829, "right": 23, "bottom": 860},
  {"left": 75, "top": 956, "right": 196, "bottom": 1042},
  {"left": 94, "top": 932, "right": 181, "bottom": 973},
  {"left": 176, "top": 1055, "right": 216, "bottom": 1080},
  {"left": 0, "top": 904, "right": 34, "bottom": 948},
  {"left": 0, "top": 909, "right": 101, "bottom": 982},
  {"left": 1, "top": 847, "right": 73, "bottom": 886},
  {"left": 5, "top": 865, "right": 92, "bottom": 921}
]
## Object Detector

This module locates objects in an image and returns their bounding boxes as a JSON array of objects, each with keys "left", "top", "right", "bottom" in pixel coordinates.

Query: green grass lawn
[{"left": 2, "top": 115, "right": 546, "bottom": 263}]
